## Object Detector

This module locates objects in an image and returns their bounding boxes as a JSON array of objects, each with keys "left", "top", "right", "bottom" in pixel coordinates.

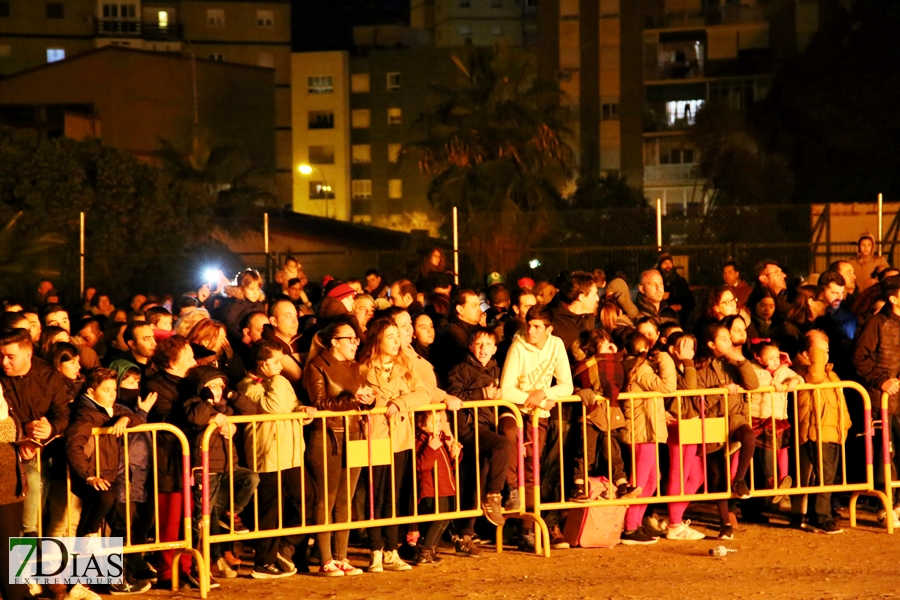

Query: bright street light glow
[
  {"left": 529, "top": 259, "right": 541, "bottom": 269},
  {"left": 298, "top": 164, "right": 313, "bottom": 175}
]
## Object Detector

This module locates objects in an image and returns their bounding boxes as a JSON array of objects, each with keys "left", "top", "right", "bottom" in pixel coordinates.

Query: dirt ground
[{"left": 144, "top": 505, "right": 900, "bottom": 600}]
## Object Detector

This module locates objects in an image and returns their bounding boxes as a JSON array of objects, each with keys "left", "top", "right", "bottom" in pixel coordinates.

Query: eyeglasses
[
  {"left": 336, "top": 336, "right": 360, "bottom": 344},
  {"left": 720, "top": 298, "right": 737, "bottom": 306},
  {"left": 763, "top": 269, "right": 784, "bottom": 277}
]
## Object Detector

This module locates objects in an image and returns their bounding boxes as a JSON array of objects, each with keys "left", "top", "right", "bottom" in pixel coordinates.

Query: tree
[{"left": 406, "top": 45, "right": 575, "bottom": 277}]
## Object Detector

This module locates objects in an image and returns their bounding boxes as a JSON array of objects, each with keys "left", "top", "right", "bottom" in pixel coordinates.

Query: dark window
[
  {"left": 46, "top": 3, "right": 64, "bottom": 18},
  {"left": 351, "top": 199, "right": 372, "bottom": 215},
  {"left": 0, "top": 2, "right": 10, "bottom": 17},
  {"left": 308, "top": 111, "right": 334, "bottom": 130}
]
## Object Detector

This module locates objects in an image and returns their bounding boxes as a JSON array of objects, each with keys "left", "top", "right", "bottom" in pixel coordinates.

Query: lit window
[
  {"left": 665, "top": 99, "right": 704, "bottom": 126},
  {"left": 388, "top": 179, "right": 402, "bottom": 199},
  {"left": 46, "top": 48, "right": 65, "bottom": 62},
  {"left": 206, "top": 8, "right": 224, "bottom": 27},
  {"left": 388, "top": 108, "right": 402, "bottom": 126},
  {"left": 491, "top": 26, "right": 503, "bottom": 35},
  {"left": 308, "top": 111, "right": 334, "bottom": 130},
  {"left": 257, "top": 9, "right": 274, "bottom": 27},
  {"left": 308, "top": 75, "right": 333, "bottom": 94},
  {"left": 388, "top": 143, "right": 402, "bottom": 163},
  {"left": 351, "top": 109, "right": 370, "bottom": 129},
  {"left": 387, "top": 72, "right": 401, "bottom": 91},
  {"left": 158, "top": 11, "right": 168, "bottom": 27},
  {"left": 352, "top": 180, "right": 372, "bottom": 200},
  {"left": 258, "top": 52, "right": 274, "bottom": 68},
  {"left": 309, "top": 182, "right": 334, "bottom": 200},
  {"left": 352, "top": 145, "right": 372, "bottom": 164},
  {"left": 351, "top": 73, "right": 370, "bottom": 93}
]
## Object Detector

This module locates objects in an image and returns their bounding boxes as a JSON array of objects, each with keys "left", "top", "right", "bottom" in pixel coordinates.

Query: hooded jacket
[
  {"left": 237, "top": 371, "right": 307, "bottom": 472},
  {"left": 500, "top": 332, "right": 573, "bottom": 419},
  {"left": 66, "top": 394, "right": 146, "bottom": 482},
  {"left": 431, "top": 318, "right": 480, "bottom": 386},
  {"left": 215, "top": 295, "right": 267, "bottom": 348},
  {"left": 794, "top": 347, "right": 852, "bottom": 445},
  {"left": 143, "top": 370, "right": 191, "bottom": 492},
  {"left": 622, "top": 352, "right": 676, "bottom": 444},
  {"left": 547, "top": 298, "right": 595, "bottom": 356},
  {"left": 110, "top": 359, "right": 150, "bottom": 503},
  {"left": 415, "top": 431, "right": 457, "bottom": 498}
]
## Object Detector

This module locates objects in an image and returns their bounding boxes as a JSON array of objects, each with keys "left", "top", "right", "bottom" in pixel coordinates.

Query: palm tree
[
  {"left": 405, "top": 44, "right": 575, "bottom": 276},
  {"left": 0, "top": 212, "right": 67, "bottom": 297}
]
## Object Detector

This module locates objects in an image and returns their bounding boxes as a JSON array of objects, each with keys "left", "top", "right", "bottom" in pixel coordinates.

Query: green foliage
[{"left": 568, "top": 173, "right": 647, "bottom": 209}]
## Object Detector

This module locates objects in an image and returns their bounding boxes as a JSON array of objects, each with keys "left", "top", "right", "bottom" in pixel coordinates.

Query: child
[
  {"left": 445, "top": 327, "right": 512, "bottom": 527},
  {"left": 66, "top": 368, "right": 155, "bottom": 594},
  {"left": 147, "top": 307, "right": 174, "bottom": 341},
  {"left": 620, "top": 330, "right": 676, "bottom": 545},
  {"left": 569, "top": 329, "right": 638, "bottom": 501},
  {"left": 414, "top": 410, "right": 462, "bottom": 564},
  {"left": 790, "top": 330, "right": 851, "bottom": 533},
  {"left": 749, "top": 338, "right": 803, "bottom": 495}
]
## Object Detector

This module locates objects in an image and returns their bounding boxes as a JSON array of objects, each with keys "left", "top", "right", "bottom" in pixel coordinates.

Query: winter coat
[
  {"left": 404, "top": 346, "right": 449, "bottom": 406},
  {"left": 215, "top": 296, "right": 267, "bottom": 347},
  {"left": 66, "top": 394, "right": 146, "bottom": 482},
  {"left": 500, "top": 333, "right": 573, "bottom": 419},
  {"left": 750, "top": 362, "right": 803, "bottom": 421},
  {"left": 363, "top": 361, "right": 433, "bottom": 453},
  {"left": 695, "top": 355, "right": 759, "bottom": 438},
  {"left": 666, "top": 359, "right": 700, "bottom": 420},
  {"left": 547, "top": 299, "right": 595, "bottom": 356},
  {"left": 851, "top": 254, "right": 890, "bottom": 293},
  {"left": 302, "top": 350, "right": 365, "bottom": 434},
  {"left": 431, "top": 318, "right": 479, "bottom": 386},
  {"left": 635, "top": 293, "right": 680, "bottom": 325},
  {"left": 143, "top": 370, "right": 190, "bottom": 492},
  {"left": 415, "top": 431, "right": 457, "bottom": 498},
  {"left": 237, "top": 372, "right": 308, "bottom": 472},
  {"left": 622, "top": 352, "right": 676, "bottom": 444},
  {"left": 446, "top": 354, "right": 501, "bottom": 431},
  {"left": 853, "top": 307, "right": 900, "bottom": 414},
  {"left": 794, "top": 347, "right": 851, "bottom": 445},
  {"left": 571, "top": 344, "right": 627, "bottom": 432},
  {"left": 0, "top": 358, "right": 70, "bottom": 438}
]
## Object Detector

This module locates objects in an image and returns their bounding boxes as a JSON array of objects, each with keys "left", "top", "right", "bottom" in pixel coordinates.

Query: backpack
[{"left": 562, "top": 477, "right": 626, "bottom": 548}]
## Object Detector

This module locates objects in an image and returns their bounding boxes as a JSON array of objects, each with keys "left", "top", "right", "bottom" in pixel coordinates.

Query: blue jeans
[
  {"left": 22, "top": 456, "right": 50, "bottom": 534},
  {"left": 192, "top": 467, "right": 259, "bottom": 560}
]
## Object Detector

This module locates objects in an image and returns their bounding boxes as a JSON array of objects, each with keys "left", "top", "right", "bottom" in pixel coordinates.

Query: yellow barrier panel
[
  {"left": 529, "top": 381, "right": 886, "bottom": 557},
  {"left": 198, "top": 400, "right": 526, "bottom": 587}
]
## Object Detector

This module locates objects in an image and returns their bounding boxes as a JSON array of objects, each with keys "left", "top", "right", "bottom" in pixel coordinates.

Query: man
[
  {"left": 499, "top": 305, "right": 573, "bottom": 551},
  {"left": 635, "top": 270, "right": 679, "bottom": 324},
  {"left": 22, "top": 311, "right": 41, "bottom": 344},
  {"left": 828, "top": 260, "right": 858, "bottom": 309},
  {"left": 0, "top": 328, "right": 70, "bottom": 536},
  {"left": 547, "top": 271, "right": 598, "bottom": 354},
  {"left": 389, "top": 279, "right": 424, "bottom": 314},
  {"left": 754, "top": 260, "right": 793, "bottom": 317},
  {"left": 40, "top": 303, "right": 100, "bottom": 369},
  {"left": 235, "top": 311, "right": 268, "bottom": 367},
  {"left": 35, "top": 280, "right": 54, "bottom": 307},
  {"left": 130, "top": 294, "right": 148, "bottom": 313},
  {"left": 484, "top": 283, "right": 511, "bottom": 329},
  {"left": 430, "top": 290, "right": 483, "bottom": 385},
  {"left": 815, "top": 271, "right": 855, "bottom": 380},
  {"left": 854, "top": 275, "right": 900, "bottom": 518},
  {"left": 723, "top": 260, "right": 753, "bottom": 309},
  {"left": 267, "top": 299, "right": 302, "bottom": 384},
  {"left": 657, "top": 254, "right": 695, "bottom": 325},
  {"left": 77, "top": 317, "right": 105, "bottom": 356},
  {"left": 114, "top": 322, "right": 157, "bottom": 378},
  {"left": 365, "top": 269, "right": 389, "bottom": 300},
  {"left": 496, "top": 290, "right": 537, "bottom": 368}
]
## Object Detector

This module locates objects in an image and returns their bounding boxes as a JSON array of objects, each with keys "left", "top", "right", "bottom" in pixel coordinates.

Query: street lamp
[{"left": 298, "top": 164, "right": 333, "bottom": 218}]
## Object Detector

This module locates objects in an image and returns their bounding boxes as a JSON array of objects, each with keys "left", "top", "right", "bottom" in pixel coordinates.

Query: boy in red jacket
[{"left": 414, "top": 409, "right": 461, "bottom": 565}]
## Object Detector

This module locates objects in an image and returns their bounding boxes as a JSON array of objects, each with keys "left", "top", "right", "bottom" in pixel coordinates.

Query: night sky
[{"left": 291, "top": 0, "right": 409, "bottom": 51}]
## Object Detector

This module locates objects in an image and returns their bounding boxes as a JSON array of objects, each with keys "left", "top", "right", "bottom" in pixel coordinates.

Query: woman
[
  {"left": 47, "top": 342, "right": 83, "bottom": 401},
  {"left": 721, "top": 315, "right": 748, "bottom": 356},
  {"left": 694, "top": 287, "right": 743, "bottom": 337},
  {"left": 90, "top": 292, "right": 116, "bottom": 319},
  {"left": 851, "top": 234, "right": 890, "bottom": 293},
  {"left": 412, "top": 313, "right": 435, "bottom": 359},
  {"left": 0, "top": 386, "right": 28, "bottom": 600},
  {"left": 303, "top": 321, "right": 375, "bottom": 577},
  {"left": 38, "top": 326, "right": 70, "bottom": 359},
  {"left": 82, "top": 287, "right": 97, "bottom": 314},
  {"left": 358, "top": 317, "right": 432, "bottom": 573},
  {"left": 783, "top": 285, "right": 827, "bottom": 359},
  {"left": 187, "top": 318, "right": 246, "bottom": 384},
  {"left": 416, "top": 248, "right": 454, "bottom": 297}
]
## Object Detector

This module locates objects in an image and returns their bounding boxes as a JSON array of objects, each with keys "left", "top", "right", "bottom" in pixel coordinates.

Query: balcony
[
  {"left": 645, "top": 5, "right": 765, "bottom": 29},
  {"left": 95, "top": 19, "right": 182, "bottom": 42},
  {"left": 644, "top": 59, "right": 703, "bottom": 82},
  {"left": 644, "top": 164, "right": 699, "bottom": 184}
]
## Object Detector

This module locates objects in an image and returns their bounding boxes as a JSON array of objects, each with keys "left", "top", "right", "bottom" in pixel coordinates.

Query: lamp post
[{"left": 298, "top": 164, "right": 333, "bottom": 218}]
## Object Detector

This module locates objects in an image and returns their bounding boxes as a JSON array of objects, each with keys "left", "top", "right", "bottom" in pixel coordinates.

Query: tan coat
[
  {"left": 237, "top": 373, "right": 308, "bottom": 473},
  {"left": 365, "top": 361, "right": 433, "bottom": 453},
  {"left": 623, "top": 352, "right": 676, "bottom": 444},
  {"left": 794, "top": 348, "right": 852, "bottom": 445}
]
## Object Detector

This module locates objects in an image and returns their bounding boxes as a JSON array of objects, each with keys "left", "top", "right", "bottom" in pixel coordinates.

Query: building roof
[{"left": 267, "top": 210, "right": 425, "bottom": 251}]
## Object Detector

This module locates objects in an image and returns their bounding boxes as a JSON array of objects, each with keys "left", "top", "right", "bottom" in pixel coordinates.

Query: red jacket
[{"left": 415, "top": 432, "right": 457, "bottom": 498}]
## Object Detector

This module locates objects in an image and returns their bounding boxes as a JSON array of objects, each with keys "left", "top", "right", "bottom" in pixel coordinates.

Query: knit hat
[{"left": 326, "top": 282, "right": 355, "bottom": 302}]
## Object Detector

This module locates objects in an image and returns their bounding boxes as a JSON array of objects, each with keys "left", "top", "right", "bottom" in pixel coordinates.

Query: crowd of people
[{"left": 1, "top": 234, "right": 899, "bottom": 600}]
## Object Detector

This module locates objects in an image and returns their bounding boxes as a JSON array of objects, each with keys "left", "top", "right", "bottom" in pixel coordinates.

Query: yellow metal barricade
[
  {"left": 867, "top": 392, "right": 900, "bottom": 533},
  {"left": 198, "top": 400, "right": 526, "bottom": 587},
  {"left": 528, "top": 381, "right": 884, "bottom": 557}
]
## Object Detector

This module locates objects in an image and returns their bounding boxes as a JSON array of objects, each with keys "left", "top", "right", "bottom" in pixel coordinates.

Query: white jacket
[
  {"left": 750, "top": 363, "right": 804, "bottom": 420},
  {"left": 500, "top": 333, "right": 573, "bottom": 418}
]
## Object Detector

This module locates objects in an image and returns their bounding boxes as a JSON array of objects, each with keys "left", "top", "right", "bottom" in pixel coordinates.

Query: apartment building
[
  {"left": 411, "top": 0, "right": 537, "bottom": 47},
  {"left": 0, "top": 0, "right": 291, "bottom": 205}
]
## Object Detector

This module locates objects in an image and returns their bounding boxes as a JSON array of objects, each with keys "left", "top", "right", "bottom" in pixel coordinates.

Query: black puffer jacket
[
  {"left": 143, "top": 370, "right": 191, "bottom": 492},
  {"left": 66, "top": 394, "right": 146, "bottom": 482}
]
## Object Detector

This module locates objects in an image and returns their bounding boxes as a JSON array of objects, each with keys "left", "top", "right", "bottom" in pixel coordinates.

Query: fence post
[
  {"left": 79, "top": 211, "right": 85, "bottom": 297},
  {"left": 453, "top": 206, "right": 459, "bottom": 285}
]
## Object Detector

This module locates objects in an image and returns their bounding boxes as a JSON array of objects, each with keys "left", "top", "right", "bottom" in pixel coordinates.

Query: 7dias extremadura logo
[{"left": 9, "top": 537, "right": 124, "bottom": 586}]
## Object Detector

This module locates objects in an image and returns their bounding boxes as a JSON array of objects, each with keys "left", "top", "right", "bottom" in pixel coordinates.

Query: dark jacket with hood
[
  {"left": 66, "top": 394, "right": 146, "bottom": 482},
  {"left": 431, "top": 318, "right": 480, "bottom": 386},
  {"left": 110, "top": 359, "right": 151, "bottom": 503},
  {"left": 548, "top": 297, "right": 596, "bottom": 357},
  {"left": 446, "top": 354, "right": 500, "bottom": 432},
  {"left": 182, "top": 366, "right": 258, "bottom": 471},
  {"left": 143, "top": 370, "right": 191, "bottom": 492},
  {"left": 215, "top": 295, "right": 267, "bottom": 348}
]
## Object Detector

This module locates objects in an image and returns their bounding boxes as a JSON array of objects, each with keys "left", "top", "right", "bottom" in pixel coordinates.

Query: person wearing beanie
[{"left": 851, "top": 233, "right": 890, "bottom": 293}]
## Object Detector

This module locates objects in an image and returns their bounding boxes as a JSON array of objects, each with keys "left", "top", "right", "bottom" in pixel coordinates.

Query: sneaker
[
  {"left": 732, "top": 478, "right": 751, "bottom": 499},
  {"left": 382, "top": 550, "right": 411, "bottom": 571},
  {"left": 368, "top": 550, "right": 384, "bottom": 573},
  {"left": 505, "top": 488, "right": 521, "bottom": 511},
  {"left": 218, "top": 513, "right": 250, "bottom": 535},
  {"left": 65, "top": 584, "right": 101, "bottom": 600},
  {"left": 185, "top": 569, "right": 219, "bottom": 590},
  {"left": 518, "top": 531, "right": 536, "bottom": 552},
  {"left": 772, "top": 476, "right": 793, "bottom": 505},
  {"left": 642, "top": 515, "right": 667, "bottom": 537},
  {"left": 130, "top": 561, "right": 158, "bottom": 584},
  {"left": 275, "top": 552, "right": 295, "bottom": 574},
  {"left": 215, "top": 556, "right": 238, "bottom": 579},
  {"left": 336, "top": 558, "right": 363, "bottom": 576},
  {"left": 454, "top": 535, "right": 483, "bottom": 558},
  {"left": 251, "top": 563, "right": 294, "bottom": 579},
  {"left": 549, "top": 525, "right": 570, "bottom": 549},
  {"left": 416, "top": 547, "right": 436, "bottom": 566},
  {"left": 877, "top": 509, "right": 900, "bottom": 529},
  {"left": 319, "top": 560, "right": 345, "bottom": 577},
  {"left": 620, "top": 528, "right": 658, "bottom": 545},
  {"left": 814, "top": 520, "right": 844, "bottom": 535},
  {"left": 109, "top": 580, "right": 151, "bottom": 595},
  {"left": 616, "top": 483, "right": 642, "bottom": 499},
  {"left": 718, "top": 525, "right": 734, "bottom": 541},
  {"left": 666, "top": 520, "right": 706, "bottom": 541},
  {"left": 483, "top": 492, "right": 506, "bottom": 526},
  {"left": 788, "top": 514, "right": 807, "bottom": 530}
]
